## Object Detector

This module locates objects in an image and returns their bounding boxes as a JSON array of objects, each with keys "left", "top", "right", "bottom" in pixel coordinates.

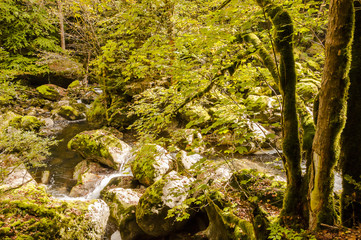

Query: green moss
[
  {"left": 36, "top": 85, "right": 60, "bottom": 101},
  {"left": 86, "top": 97, "right": 107, "bottom": 128},
  {"left": 131, "top": 144, "right": 158, "bottom": 186},
  {"left": 297, "top": 81, "right": 319, "bottom": 103},
  {"left": 245, "top": 95, "right": 269, "bottom": 112},
  {"left": 136, "top": 176, "right": 181, "bottom": 237},
  {"left": 9, "top": 116, "right": 45, "bottom": 131},
  {"left": 0, "top": 184, "right": 101, "bottom": 240},
  {"left": 180, "top": 104, "right": 211, "bottom": 127},
  {"left": 68, "top": 129, "right": 123, "bottom": 169},
  {"left": 58, "top": 105, "right": 83, "bottom": 121},
  {"left": 68, "top": 80, "right": 80, "bottom": 89}
]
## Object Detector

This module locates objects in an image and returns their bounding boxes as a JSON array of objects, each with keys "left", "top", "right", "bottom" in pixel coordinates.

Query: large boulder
[
  {"left": 136, "top": 171, "right": 193, "bottom": 237},
  {"left": 131, "top": 144, "right": 174, "bottom": 186},
  {"left": 0, "top": 163, "right": 36, "bottom": 192},
  {"left": 0, "top": 183, "right": 109, "bottom": 240},
  {"left": 36, "top": 84, "right": 64, "bottom": 101},
  {"left": 102, "top": 188, "right": 148, "bottom": 240},
  {"left": 68, "top": 129, "right": 131, "bottom": 169}
]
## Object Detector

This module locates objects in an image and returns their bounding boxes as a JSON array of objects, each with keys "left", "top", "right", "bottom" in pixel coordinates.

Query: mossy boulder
[
  {"left": 68, "top": 129, "right": 131, "bottom": 169},
  {"left": 102, "top": 188, "right": 148, "bottom": 240},
  {"left": 68, "top": 80, "right": 81, "bottom": 89},
  {"left": 58, "top": 105, "right": 84, "bottom": 121},
  {"left": 0, "top": 111, "right": 20, "bottom": 129},
  {"left": 136, "top": 171, "right": 193, "bottom": 237},
  {"left": 177, "top": 150, "right": 203, "bottom": 171},
  {"left": 86, "top": 97, "right": 107, "bottom": 128},
  {"left": 297, "top": 80, "right": 319, "bottom": 103},
  {"left": 36, "top": 84, "right": 62, "bottom": 101},
  {"left": 245, "top": 95, "right": 269, "bottom": 112},
  {"left": 180, "top": 104, "right": 211, "bottom": 126},
  {"left": 0, "top": 183, "right": 109, "bottom": 240},
  {"left": 131, "top": 144, "right": 174, "bottom": 186},
  {"left": 9, "top": 115, "right": 45, "bottom": 131},
  {"left": 245, "top": 95, "right": 281, "bottom": 123}
]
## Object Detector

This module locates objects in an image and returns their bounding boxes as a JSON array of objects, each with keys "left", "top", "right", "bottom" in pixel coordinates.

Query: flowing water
[{"left": 42, "top": 120, "right": 92, "bottom": 196}]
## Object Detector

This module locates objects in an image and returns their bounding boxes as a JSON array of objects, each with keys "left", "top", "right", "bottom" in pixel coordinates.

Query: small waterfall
[{"left": 85, "top": 167, "right": 133, "bottom": 199}]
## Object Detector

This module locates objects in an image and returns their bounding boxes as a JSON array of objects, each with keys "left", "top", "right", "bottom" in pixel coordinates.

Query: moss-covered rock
[
  {"left": 177, "top": 150, "right": 203, "bottom": 171},
  {"left": 58, "top": 105, "right": 84, "bottom": 121},
  {"left": 68, "top": 80, "right": 81, "bottom": 89},
  {"left": 36, "top": 84, "right": 62, "bottom": 101},
  {"left": 102, "top": 188, "right": 148, "bottom": 240},
  {"left": 245, "top": 95, "right": 281, "bottom": 124},
  {"left": 136, "top": 171, "right": 193, "bottom": 237},
  {"left": 131, "top": 144, "right": 174, "bottom": 186},
  {"left": 86, "top": 97, "right": 107, "bottom": 128},
  {"left": 0, "top": 183, "right": 109, "bottom": 240},
  {"left": 68, "top": 129, "right": 131, "bottom": 169},
  {"left": 9, "top": 115, "right": 45, "bottom": 131},
  {"left": 180, "top": 104, "right": 211, "bottom": 126},
  {"left": 297, "top": 80, "right": 319, "bottom": 103}
]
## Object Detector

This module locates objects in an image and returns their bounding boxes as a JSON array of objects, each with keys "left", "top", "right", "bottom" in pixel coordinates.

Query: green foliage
[
  {"left": 344, "top": 175, "right": 361, "bottom": 191},
  {"left": 0, "top": 127, "right": 56, "bottom": 167},
  {"left": 0, "top": 0, "right": 60, "bottom": 75},
  {"left": 267, "top": 222, "right": 316, "bottom": 240},
  {"left": 0, "top": 184, "right": 97, "bottom": 240}
]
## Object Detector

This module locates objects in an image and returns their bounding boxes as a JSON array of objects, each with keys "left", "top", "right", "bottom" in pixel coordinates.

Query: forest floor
[{"left": 315, "top": 225, "right": 361, "bottom": 240}]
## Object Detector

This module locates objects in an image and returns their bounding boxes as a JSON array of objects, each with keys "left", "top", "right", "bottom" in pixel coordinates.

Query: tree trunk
[
  {"left": 309, "top": 0, "right": 354, "bottom": 230},
  {"left": 255, "top": 0, "right": 303, "bottom": 223},
  {"left": 340, "top": 0, "right": 361, "bottom": 228},
  {"left": 58, "top": 0, "right": 66, "bottom": 51}
]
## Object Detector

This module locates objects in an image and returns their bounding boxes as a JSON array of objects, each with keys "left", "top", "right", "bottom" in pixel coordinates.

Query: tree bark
[
  {"left": 255, "top": 0, "right": 303, "bottom": 223},
  {"left": 340, "top": 0, "right": 361, "bottom": 228},
  {"left": 309, "top": 0, "right": 354, "bottom": 230}
]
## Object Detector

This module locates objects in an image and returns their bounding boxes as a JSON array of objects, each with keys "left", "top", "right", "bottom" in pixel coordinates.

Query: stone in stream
[
  {"left": 69, "top": 160, "right": 111, "bottom": 197},
  {"left": 67, "top": 129, "right": 131, "bottom": 170},
  {"left": 57, "top": 105, "right": 84, "bottom": 121},
  {"left": 136, "top": 171, "right": 194, "bottom": 237},
  {"left": 131, "top": 144, "right": 174, "bottom": 186},
  {"left": 41, "top": 170, "right": 51, "bottom": 184},
  {"left": 102, "top": 188, "right": 148, "bottom": 240}
]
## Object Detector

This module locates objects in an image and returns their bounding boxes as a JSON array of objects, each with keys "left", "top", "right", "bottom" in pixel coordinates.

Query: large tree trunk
[
  {"left": 309, "top": 0, "right": 354, "bottom": 230},
  {"left": 255, "top": 0, "right": 303, "bottom": 223},
  {"left": 340, "top": 0, "right": 361, "bottom": 228}
]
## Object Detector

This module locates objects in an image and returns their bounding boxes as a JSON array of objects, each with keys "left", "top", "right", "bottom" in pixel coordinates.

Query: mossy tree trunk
[
  {"left": 255, "top": 0, "right": 304, "bottom": 223},
  {"left": 340, "top": 0, "right": 361, "bottom": 228},
  {"left": 309, "top": 0, "right": 354, "bottom": 230}
]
